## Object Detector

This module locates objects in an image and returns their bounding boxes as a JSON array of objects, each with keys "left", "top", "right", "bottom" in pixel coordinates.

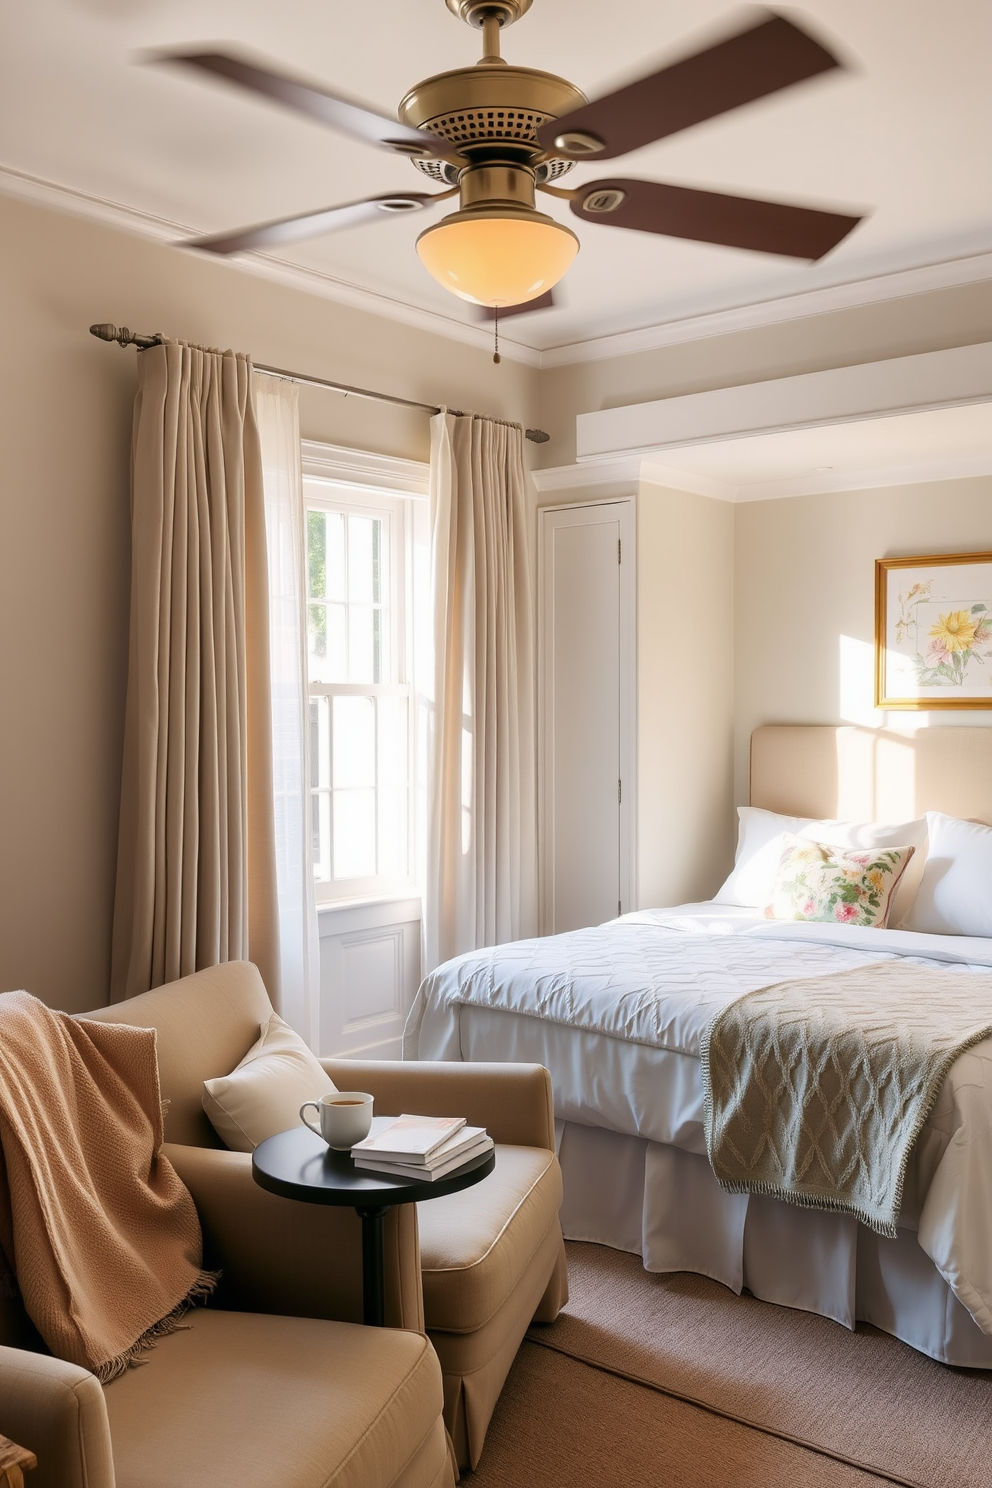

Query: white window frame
[{"left": 301, "top": 442, "right": 429, "bottom": 908}]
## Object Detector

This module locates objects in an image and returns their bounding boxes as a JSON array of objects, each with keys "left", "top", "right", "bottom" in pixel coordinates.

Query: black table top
[{"left": 252, "top": 1123, "right": 496, "bottom": 1208}]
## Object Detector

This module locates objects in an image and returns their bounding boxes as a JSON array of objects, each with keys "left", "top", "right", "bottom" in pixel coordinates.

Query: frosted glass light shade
[{"left": 416, "top": 210, "right": 579, "bottom": 306}]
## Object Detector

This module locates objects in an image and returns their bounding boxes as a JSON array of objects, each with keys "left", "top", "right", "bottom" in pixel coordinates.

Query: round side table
[{"left": 252, "top": 1124, "right": 496, "bottom": 1326}]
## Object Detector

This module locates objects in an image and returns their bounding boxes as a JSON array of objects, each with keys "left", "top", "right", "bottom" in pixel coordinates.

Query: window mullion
[
  {"left": 310, "top": 682, "right": 410, "bottom": 699},
  {"left": 328, "top": 695, "right": 336, "bottom": 883},
  {"left": 373, "top": 694, "right": 380, "bottom": 878}
]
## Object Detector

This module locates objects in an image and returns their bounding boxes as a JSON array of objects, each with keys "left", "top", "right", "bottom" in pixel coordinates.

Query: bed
[{"left": 404, "top": 725, "right": 992, "bottom": 1368}]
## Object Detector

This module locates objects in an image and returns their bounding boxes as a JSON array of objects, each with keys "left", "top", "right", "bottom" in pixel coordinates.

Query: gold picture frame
[{"left": 875, "top": 551, "right": 992, "bottom": 710}]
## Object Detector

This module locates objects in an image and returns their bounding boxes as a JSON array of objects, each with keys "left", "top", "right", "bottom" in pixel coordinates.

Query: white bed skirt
[{"left": 556, "top": 1119, "right": 992, "bottom": 1368}]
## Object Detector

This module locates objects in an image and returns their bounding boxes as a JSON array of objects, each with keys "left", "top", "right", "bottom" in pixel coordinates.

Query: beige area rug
[
  {"left": 468, "top": 1342, "right": 889, "bottom": 1488},
  {"left": 514, "top": 1241, "right": 992, "bottom": 1488}
]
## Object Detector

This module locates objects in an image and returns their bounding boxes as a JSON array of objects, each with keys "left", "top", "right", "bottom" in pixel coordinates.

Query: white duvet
[{"left": 405, "top": 907, "right": 992, "bottom": 1334}]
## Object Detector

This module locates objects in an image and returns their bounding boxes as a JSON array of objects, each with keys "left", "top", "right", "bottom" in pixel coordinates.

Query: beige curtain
[
  {"left": 425, "top": 411, "right": 537, "bottom": 970},
  {"left": 111, "top": 341, "right": 279, "bottom": 1003}
]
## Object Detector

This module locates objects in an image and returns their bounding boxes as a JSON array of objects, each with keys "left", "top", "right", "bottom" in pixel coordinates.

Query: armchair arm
[
  {"left": 321, "top": 1061, "right": 556, "bottom": 1150},
  {"left": 0, "top": 1348, "right": 113, "bottom": 1488},
  {"left": 164, "top": 1143, "right": 425, "bottom": 1333}
]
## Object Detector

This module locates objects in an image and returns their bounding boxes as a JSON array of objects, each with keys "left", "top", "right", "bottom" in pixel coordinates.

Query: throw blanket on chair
[
  {"left": 0, "top": 990, "right": 216, "bottom": 1380},
  {"left": 701, "top": 960, "right": 992, "bottom": 1237}
]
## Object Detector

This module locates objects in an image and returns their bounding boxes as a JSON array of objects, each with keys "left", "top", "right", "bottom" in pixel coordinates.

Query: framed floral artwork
[{"left": 875, "top": 552, "right": 992, "bottom": 709}]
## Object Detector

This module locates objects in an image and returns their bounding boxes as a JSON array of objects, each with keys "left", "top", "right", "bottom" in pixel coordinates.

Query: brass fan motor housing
[{"left": 398, "top": 64, "right": 586, "bottom": 162}]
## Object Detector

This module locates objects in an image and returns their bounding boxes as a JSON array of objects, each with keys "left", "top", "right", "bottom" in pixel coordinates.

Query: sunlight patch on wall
[{"left": 839, "top": 635, "right": 929, "bottom": 731}]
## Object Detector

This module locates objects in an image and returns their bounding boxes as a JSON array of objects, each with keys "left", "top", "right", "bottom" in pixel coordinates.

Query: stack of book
[{"left": 351, "top": 1114, "right": 493, "bottom": 1181}]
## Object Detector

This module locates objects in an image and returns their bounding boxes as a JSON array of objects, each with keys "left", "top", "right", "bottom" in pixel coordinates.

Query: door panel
[{"left": 539, "top": 501, "right": 634, "bottom": 934}]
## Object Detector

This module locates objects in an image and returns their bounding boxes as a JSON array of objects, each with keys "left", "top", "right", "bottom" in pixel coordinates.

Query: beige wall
[
  {"left": 637, "top": 482, "right": 735, "bottom": 905},
  {"left": 733, "top": 475, "right": 992, "bottom": 806},
  {"left": 0, "top": 193, "right": 535, "bottom": 1012},
  {"left": 3, "top": 187, "right": 990, "bottom": 1008}
]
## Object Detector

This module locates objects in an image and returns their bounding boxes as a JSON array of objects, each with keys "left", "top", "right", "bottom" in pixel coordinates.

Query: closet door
[{"left": 539, "top": 500, "right": 634, "bottom": 934}]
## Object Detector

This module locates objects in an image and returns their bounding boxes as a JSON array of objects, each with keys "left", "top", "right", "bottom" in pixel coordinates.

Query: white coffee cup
[{"left": 300, "top": 1092, "right": 374, "bottom": 1150}]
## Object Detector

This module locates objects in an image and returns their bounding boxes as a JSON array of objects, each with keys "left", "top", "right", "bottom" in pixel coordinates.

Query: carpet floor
[
  {"left": 466, "top": 1242, "right": 992, "bottom": 1488},
  {"left": 467, "top": 1342, "right": 889, "bottom": 1487}
]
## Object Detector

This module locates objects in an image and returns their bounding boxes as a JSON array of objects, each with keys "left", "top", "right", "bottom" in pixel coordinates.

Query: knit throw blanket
[
  {"left": 701, "top": 960, "right": 992, "bottom": 1237},
  {"left": 0, "top": 990, "right": 216, "bottom": 1380}
]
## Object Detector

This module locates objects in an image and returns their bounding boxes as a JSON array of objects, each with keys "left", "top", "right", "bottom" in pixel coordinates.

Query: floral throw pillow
[{"left": 764, "top": 835, "right": 916, "bottom": 928}]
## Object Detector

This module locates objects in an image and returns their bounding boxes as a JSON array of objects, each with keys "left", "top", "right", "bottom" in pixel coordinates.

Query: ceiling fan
[{"left": 161, "top": 0, "right": 863, "bottom": 314}]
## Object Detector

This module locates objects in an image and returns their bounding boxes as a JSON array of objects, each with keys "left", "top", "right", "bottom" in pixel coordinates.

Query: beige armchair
[
  {"left": 84, "top": 962, "right": 567, "bottom": 1471},
  {"left": 0, "top": 967, "right": 456, "bottom": 1488}
]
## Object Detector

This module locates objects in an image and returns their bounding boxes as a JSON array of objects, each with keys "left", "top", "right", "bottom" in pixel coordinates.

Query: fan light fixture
[
  {"left": 172, "top": 1, "right": 865, "bottom": 326},
  {"left": 416, "top": 204, "right": 578, "bottom": 306}
]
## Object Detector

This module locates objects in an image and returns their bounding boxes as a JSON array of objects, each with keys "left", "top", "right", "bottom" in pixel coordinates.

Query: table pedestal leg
[{"left": 356, "top": 1205, "right": 390, "bottom": 1326}]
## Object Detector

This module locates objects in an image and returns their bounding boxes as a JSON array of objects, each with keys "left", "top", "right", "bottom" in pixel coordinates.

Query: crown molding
[
  {"left": 4, "top": 162, "right": 992, "bottom": 377},
  {"left": 0, "top": 163, "right": 541, "bottom": 368},
  {"left": 530, "top": 457, "right": 641, "bottom": 492},
  {"left": 300, "top": 439, "right": 429, "bottom": 497},
  {"left": 538, "top": 250, "right": 992, "bottom": 369}
]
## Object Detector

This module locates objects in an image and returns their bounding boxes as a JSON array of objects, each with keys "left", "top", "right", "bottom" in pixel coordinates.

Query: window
[{"left": 305, "top": 483, "right": 417, "bottom": 901}]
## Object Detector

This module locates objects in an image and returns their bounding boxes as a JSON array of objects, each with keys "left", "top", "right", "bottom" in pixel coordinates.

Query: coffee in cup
[{"left": 300, "top": 1091, "right": 374, "bottom": 1150}]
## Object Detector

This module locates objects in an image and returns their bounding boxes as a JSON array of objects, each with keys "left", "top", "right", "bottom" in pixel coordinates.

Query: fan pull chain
[{"left": 493, "top": 306, "right": 501, "bottom": 365}]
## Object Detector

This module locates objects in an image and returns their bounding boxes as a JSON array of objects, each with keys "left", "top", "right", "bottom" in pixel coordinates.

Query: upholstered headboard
[{"left": 750, "top": 725, "right": 992, "bottom": 828}]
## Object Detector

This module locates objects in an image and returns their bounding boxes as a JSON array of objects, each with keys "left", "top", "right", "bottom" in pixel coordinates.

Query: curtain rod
[{"left": 88, "top": 324, "right": 551, "bottom": 443}]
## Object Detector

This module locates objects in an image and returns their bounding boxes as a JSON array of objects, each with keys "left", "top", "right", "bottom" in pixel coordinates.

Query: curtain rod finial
[
  {"left": 90, "top": 322, "right": 124, "bottom": 344},
  {"left": 90, "top": 323, "right": 166, "bottom": 349},
  {"left": 524, "top": 428, "right": 550, "bottom": 444}
]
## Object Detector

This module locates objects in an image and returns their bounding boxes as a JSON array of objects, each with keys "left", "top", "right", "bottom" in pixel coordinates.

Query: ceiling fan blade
[
  {"left": 185, "top": 193, "right": 438, "bottom": 255},
  {"left": 156, "top": 51, "right": 464, "bottom": 164},
  {"left": 571, "top": 178, "right": 861, "bottom": 260},
  {"left": 478, "top": 291, "right": 556, "bottom": 320},
  {"left": 537, "top": 12, "right": 842, "bottom": 162}
]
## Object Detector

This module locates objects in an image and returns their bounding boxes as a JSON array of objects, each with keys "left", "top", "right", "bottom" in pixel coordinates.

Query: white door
[{"left": 539, "top": 500, "right": 635, "bottom": 934}]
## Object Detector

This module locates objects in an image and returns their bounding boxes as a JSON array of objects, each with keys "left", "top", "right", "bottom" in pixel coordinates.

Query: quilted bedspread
[{"left": 405, "top": 909, "right": 992, "bottom": 1333}]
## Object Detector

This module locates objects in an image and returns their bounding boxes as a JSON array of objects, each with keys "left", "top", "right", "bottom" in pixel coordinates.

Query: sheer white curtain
[
  {"left": 254, "top": 374, "right": 321, "bottom": 1045},
  {"left": 424, "top": 411, "right": 538, "bottom": 970}
]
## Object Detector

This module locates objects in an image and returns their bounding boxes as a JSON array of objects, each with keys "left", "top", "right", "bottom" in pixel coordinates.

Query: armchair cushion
[
  {"left": 102, "top": 1310, "right": 449, "bottom": 1488},
  {"left": 418, "top": 1146, "right": 563, "bottom": 1333},
  {"left": 202, "top": 1013, "right": 335, "bottom": 1152}
]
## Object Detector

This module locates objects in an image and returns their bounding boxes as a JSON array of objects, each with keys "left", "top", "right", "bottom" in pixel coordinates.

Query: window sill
[{"left": 316, "top": 894, "right": 422, "bottom": 938}]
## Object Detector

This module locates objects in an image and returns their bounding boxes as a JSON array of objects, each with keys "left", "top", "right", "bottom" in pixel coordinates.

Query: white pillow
[
  {"left": 714, "top": 808, "right": 812, "bottom": 907},
  {"left": 714, "top": 806, "right": 928, "bottom": 925},
  {"left": 202, "top": 1012, "right": 336, "bottom": 1152},
  {"left": 903, "top": 812, "right": 992, "bottom": 938}
]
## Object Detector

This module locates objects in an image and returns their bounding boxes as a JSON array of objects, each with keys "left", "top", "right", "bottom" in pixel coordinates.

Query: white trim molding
[
  {"left": 300, "top": 439, "right": 429, "bottom": 498},
  {"left": 534, "top": 343, "right": 992, "bottom": 503},
  {"left": 576, "top": 343, "right": 992, "bottom": 462},
  {"left": 530, "top": 457, "right": 642, "bottom": 493}
]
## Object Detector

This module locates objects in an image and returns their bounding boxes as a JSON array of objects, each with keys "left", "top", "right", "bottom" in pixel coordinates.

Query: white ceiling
[
  {"left": 3, "top": 0, "right": 992, "bottom": 359},
  {"left": 639, "top": 402, "right": 992, "bottom": 501}
]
